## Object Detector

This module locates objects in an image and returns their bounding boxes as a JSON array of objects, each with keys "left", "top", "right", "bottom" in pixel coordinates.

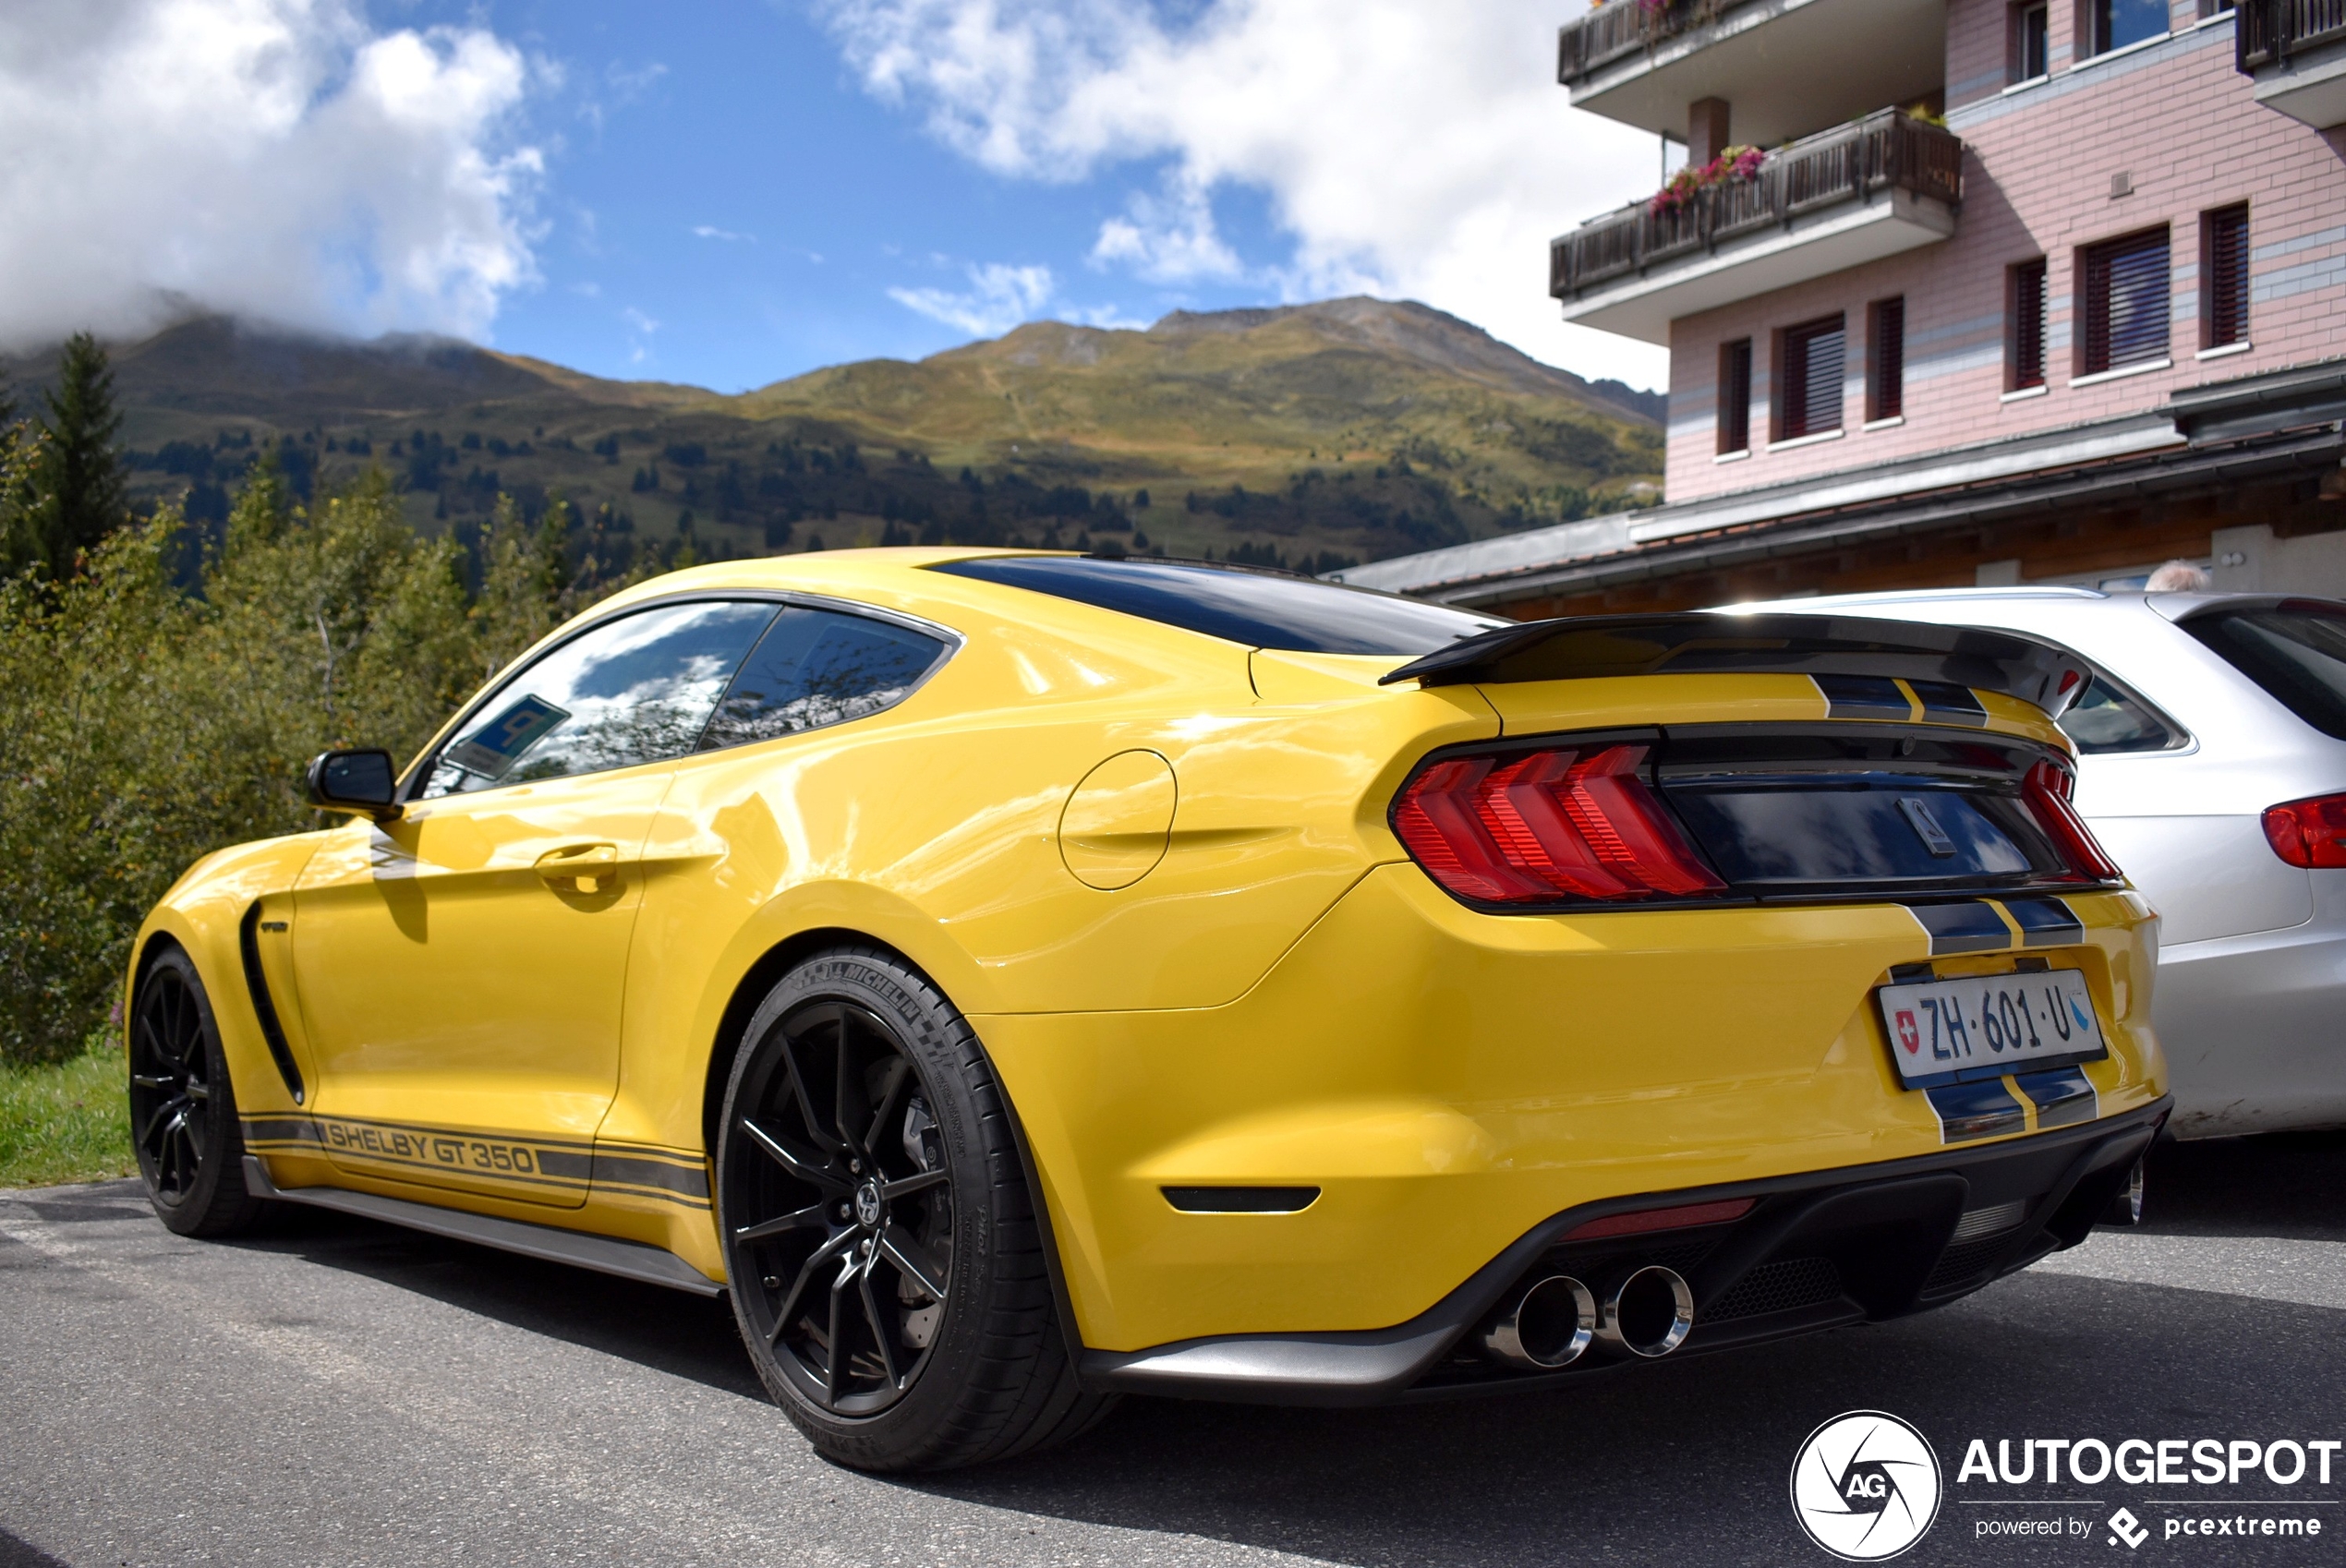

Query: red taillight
[
  {"left": 2023, "top": 757, "right": 2121, "bottom": 882},
  {"left": 1564, "top": 1198, "right": 1755, "bottom": 1241},
  {"left": 2262, "top": 792, "right": 2346, "bottom": 868},
  {"left": 1392, "top": 743, "right": 1725, "bottom": 905}
]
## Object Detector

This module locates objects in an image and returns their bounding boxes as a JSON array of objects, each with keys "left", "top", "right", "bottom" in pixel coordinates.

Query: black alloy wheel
[
  {"left": 129, "top": 946, "right": 263, "bottom": 1237},
  {"left": 717, "top": 947, "right": 1112, "bottom": 1471},
  {"left": 724, "top": 998, "right": 953, "bottom": 1417},
  {"left": 131, "top": 959, "right": 214, "bottom": 1203}
]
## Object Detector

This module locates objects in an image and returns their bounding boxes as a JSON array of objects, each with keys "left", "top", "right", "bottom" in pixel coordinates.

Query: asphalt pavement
[{"left": 3, "top": 1133, "right": 2341, "bottom": 1568}]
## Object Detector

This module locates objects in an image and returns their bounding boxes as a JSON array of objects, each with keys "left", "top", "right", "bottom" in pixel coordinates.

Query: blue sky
[
  {"left": 393, "top": 1, "right": 1299, "bottom": 391},
  {"left": 398, "top": 0, "right": 1663, "bottom": 392},
  {"left": 2, "top": 1, "right": 1666, "bottom": 392}
]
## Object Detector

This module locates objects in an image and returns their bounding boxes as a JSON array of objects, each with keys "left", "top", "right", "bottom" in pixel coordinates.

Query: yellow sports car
[{"left": 128, "top": 549, "right": 2169, "bottom": 1470}]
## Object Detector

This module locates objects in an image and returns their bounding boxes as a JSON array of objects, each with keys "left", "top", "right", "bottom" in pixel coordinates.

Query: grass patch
[{"left": 0, "top": 1039, "right": 137, "bottom": 1189}]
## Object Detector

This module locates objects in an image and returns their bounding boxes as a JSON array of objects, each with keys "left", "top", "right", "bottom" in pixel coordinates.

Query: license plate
[{"left": 1875, "top": 969, "right": 2108, "bottom": 1088}]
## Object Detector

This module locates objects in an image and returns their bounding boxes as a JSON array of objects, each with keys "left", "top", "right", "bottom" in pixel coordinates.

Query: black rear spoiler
[{"left": 1379, "top": 611, "right": 2090, "bottom": 718}]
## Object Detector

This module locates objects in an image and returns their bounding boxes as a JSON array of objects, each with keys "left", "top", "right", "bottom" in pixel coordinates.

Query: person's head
[{"left": 2145, "top": 560, "right": 2212, "bottom": 593}]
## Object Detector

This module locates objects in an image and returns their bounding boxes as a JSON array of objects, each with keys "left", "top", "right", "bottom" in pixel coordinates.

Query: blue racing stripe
[
  {"left": 2014, "top": 1065, "right": 2098, "bottom": 1127},
  {"left": 1910, "top": 901, "right": 2013, "bottom": 955},
  {"left": 2002, "top": 897, "right": 2085, "bottom": 947},
  {"left": 1927, "top": 1079, "right": 2027, "bottom": 1143}
]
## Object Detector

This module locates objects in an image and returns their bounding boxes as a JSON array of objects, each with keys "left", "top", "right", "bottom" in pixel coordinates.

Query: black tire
[
  {"left": 129, "top": 945, "right": 266, "bottom": 1238},
  {"left": 716, "top": 946, "right": 1114, "bottom": 1471}
]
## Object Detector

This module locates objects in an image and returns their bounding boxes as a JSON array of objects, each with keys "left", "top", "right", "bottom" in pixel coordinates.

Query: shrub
[{"left": 0, "top": 465, "right": 617, "bottom": 1065}]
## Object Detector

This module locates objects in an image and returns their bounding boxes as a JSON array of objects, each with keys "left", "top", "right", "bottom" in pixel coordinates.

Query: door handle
[{"left": 535, "top": 842, "right": 619, "bottom": 894}]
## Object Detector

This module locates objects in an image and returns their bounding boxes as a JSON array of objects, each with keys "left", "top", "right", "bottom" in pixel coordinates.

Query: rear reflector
[
  {"left": 1565, "top": 1198, "right": 1756, "bottom": 1241},
  {"left": 2022, "top": 758, "right": 2121, "bottom": 883},
  {"left": 1393, "top": 743, "right": 1725, "bottom": 905},
  {"left": 2263, "top": 792, "right": 2346, "bottom": 868}
]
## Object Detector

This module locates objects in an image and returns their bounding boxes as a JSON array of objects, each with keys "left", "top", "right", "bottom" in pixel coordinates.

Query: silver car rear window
[{"left": 2183, "top": 604, "right": 2346, "bottom": 742}]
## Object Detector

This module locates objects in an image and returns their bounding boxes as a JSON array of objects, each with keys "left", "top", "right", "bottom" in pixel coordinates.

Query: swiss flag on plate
[{"left": 1894, "top": 1010, "right": 1921, "bottom": 1055}]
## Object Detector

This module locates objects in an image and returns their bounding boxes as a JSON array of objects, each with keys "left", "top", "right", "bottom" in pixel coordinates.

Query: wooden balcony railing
[
  {"left": 1549, "top": 110, "right": 1964, "bottom": 301},
  {"left": 1557, "top": 0, "right": 1734, "bottom": 82},
  {"left": 2237, "top": 0, "right": 2346, "bottom": 70}
]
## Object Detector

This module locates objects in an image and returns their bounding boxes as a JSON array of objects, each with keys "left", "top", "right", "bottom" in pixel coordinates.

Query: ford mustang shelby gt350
[{"left": 127, "top": 549, "right": 2169, "bottom": 1470}]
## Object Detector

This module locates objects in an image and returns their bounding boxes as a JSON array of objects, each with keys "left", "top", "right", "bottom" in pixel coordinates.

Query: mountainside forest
[{"left": 2, "top": 297, "right": 1663, "bottom": 577}]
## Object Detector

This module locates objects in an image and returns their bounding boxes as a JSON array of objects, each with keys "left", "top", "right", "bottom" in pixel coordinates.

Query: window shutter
[
  {"left": 1782, "top": 316, "right": 1845, "bottom": 441},
  {"left": 1718, "top": 339, "right": 1752, "bottom": 454},
  {"left": 2013, "top": 259, "right": 2047, "bottom": 390},
  {"left": 2206, "top": 207, "right": 2249, "bottom": 348},
  {"left": 2084, "top": 230, "right": 2170, "bottom": 375},
  {"left": 1870, "top": 298, "right": 1905, "bottom": 422}
]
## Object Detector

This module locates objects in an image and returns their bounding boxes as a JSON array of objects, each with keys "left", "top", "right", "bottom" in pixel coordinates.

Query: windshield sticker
[{"left": 444, "top": 694, "right": 571, "bottom": 779}]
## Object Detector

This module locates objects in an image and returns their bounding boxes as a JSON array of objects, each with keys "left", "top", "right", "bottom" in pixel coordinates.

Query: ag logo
[{"left": 1789, "top": 1410, "right": 1942, "bottom": 1561}]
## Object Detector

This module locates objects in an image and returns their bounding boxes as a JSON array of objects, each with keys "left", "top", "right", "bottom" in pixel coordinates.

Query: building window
[
  {"left": 2013, "top": 2, "right": 2050, "bottom": 79},
  {"left": 1868, "top": 297, "right": 1906, "bottom": 422},
  {"left": 2085, "top": 0, "right": 2168, "bottom": 57},
  {"left": 1718, "top": 338, "right": 1752, "bottom": 454},
  {"left": 2203, "top": 204, "right": 2250, "bottom": 349},
  {"left": 1776, "top": 315, "right": 1846, "bottom": 441},
  {"left": 2080, "top": 227, "right": 2171, "bottom": 375},
  {"left": 2197, "top": 1, "right": 2233, "bottom": 17},
  {"left": 2010, "top": 259, "right": 2048, "bottom": 391}
]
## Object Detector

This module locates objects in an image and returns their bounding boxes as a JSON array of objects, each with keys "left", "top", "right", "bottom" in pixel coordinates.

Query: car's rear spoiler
[{"left": 1379, "top": 612, "right": 2090, "bottom": 718}]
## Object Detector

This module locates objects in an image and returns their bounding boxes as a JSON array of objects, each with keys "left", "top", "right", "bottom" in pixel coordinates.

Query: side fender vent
[{"left": 238, "top": 901, "right": 306, "bottom": 1105}]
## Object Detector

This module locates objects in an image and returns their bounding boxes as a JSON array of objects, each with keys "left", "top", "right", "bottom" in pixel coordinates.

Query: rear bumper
[
  {"left": 1083, "top": 1096, "right": 2168, "bottom": 1405},
  {"left": 985, "top": 863, "right": 2164, "bottom": 1355}
]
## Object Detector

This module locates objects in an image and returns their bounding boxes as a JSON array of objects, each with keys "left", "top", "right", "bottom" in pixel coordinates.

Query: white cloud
[
  {"left": 1089, "top": 174, "right": 1240, "bottom": 283},
  {"left": 693, "top": 224, "right": 756, "bottom": 243},
  {"left": 889, "top": 261, "right": 1057, "bottom": 336},
  {"left": 0, "top": 0, "right": 543, "bottom": 351},
  {"left": 814, "top": 0, "right": 1668, "bottom": 387},
  {"left": 622, "top": 305, "right": 659, "bottom": 363}
]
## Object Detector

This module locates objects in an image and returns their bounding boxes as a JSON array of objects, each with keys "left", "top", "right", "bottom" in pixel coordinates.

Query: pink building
[{"left": 1344, "top": 0, "right": 2346, "bottom": 618}]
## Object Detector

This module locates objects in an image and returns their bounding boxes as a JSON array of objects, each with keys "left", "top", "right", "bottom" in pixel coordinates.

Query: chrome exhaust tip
[
  {"left": 1595, "top": 1264, "right": 1695, "bottom": 1359},
  {"left": 1481, "top": 1273, "right": 1597, "bottom": 1369}
]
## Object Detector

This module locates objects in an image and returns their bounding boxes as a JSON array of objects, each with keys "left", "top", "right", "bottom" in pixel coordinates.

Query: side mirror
[{"left": 305, "top": 749, "right": 402, "bottom": 821}]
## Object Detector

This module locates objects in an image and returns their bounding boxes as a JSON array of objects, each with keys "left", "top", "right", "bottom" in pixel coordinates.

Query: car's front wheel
[
  {"left": 716, "top": 946, "right": 1111, "bottom": 1471},
  {"left": 130, "top": 944, "right": 266, "bottom": 1237}
]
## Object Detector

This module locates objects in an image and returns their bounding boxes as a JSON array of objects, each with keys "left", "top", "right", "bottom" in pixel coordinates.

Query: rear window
[
  {"left": 930, "top": 555, "right": 1506, "bottom": 656},
  {"left": 2184, "top": 605, "right": 2346, "bottom": 741}
]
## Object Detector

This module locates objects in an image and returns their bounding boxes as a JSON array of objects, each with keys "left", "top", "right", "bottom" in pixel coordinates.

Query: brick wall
[{"left": 1659, "top": 7, "right": 2346, "bottom": 506}]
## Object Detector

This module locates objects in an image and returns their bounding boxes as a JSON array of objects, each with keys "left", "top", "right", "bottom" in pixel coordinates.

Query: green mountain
[{"left": 2, "top": 299, "right": 1662, "bottom": 573}]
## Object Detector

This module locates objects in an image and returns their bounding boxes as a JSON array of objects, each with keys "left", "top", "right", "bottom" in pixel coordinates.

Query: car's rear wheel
[
  {"left": 130, "top": 945, "right": 266, "bottom": 1237},
  {"left": 717, "top": 946, "right": 1112, "bottom": 1471}
]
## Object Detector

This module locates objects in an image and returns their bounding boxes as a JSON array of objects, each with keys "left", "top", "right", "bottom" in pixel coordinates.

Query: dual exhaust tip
[{"left": 1481, "top": 1265, "right": 1694, "bottom": 1369}]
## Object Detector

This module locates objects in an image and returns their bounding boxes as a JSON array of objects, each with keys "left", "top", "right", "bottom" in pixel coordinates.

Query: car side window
[
  {"left": 2058, "top": 670, "right": 2188, "bottom": 754},
  {"left": 698, "top": 607, "right": 949, "bottom": 751},
  {"left": 422, "top": 601, "right": 779, "bottom": 796}
]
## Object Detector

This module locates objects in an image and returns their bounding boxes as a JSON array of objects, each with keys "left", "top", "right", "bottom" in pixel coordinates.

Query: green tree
[
  {"left": 14, "top": 333, "right": 129, "bottom": 579},
  {"left": 0, "top": 468, "right": 638, "bottom": 1065}
]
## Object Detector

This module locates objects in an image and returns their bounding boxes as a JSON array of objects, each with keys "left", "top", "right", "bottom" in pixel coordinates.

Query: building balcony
[
  {"left": 1555, "top": 0, "right": 1945, "bottom": 147},
  {"left": 2237, "top": 0, "right": 2346, "bottom": 127},
  {"left": 1549, "top": 110, "right": 1962, "bottom": 344}
]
